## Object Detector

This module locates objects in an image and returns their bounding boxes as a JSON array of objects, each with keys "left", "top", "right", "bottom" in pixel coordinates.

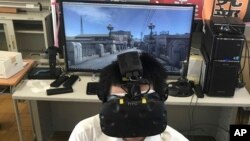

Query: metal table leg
[
  {"left": 28, "top": 101, "right": 37, "bottom": 141},
  {"left": 13, "top": 99, "right": 24, "bottom": 141}
]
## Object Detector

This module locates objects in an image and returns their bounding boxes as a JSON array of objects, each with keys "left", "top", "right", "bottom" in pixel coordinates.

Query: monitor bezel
[{"left": 60, "top": 0, "right": 195, "bottom": 76}]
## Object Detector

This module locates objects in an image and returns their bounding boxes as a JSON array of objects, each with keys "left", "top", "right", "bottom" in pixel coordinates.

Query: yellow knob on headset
[
  {"left": 142, "top": 97, "right": 147, "bottom": 104},
  {"left": 119, "top": 98, "right": 124, "bottom": 104}
]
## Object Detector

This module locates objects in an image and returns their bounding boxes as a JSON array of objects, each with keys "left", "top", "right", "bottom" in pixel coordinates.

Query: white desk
[{"left": 12, "top": 76, "right": 250, "bottom": 141}]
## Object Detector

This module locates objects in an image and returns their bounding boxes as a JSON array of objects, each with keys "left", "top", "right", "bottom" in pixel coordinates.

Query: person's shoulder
[
  {"left": 160, "top": 126, "right": 189, "bottom": 141},
  {"left": 74, "top": 114, "right": 100, "bottom": 131},
  {"left": 69, "top": 115, "right": 102, "bottom": 141}
]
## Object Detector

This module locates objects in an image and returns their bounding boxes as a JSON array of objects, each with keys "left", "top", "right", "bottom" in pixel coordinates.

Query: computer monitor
[{"left": 60, "top": 0, "right": 195, "bottom": 76}]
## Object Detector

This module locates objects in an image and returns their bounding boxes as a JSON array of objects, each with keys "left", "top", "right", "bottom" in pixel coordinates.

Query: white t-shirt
[{"left": 69, "top": 114, "right": 188, "bottom": 141}]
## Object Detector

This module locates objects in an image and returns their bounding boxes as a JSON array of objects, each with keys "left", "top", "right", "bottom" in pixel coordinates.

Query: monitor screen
[{"left": 61, "top": 0, "right": 195, "bottom": 75}]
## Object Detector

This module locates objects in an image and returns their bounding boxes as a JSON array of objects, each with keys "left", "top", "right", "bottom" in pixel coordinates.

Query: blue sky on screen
[{"left": 62, "top": 3, "right": 194, "bottom": 39}]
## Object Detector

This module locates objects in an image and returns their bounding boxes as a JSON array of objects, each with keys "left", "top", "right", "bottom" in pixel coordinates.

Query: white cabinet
[
  {"left": 0, "top": 20, "right": 16, "bottom": 51},
  {"left": 0, "top": 11, "right": 53, "bottom": 58},
  {"left": 0, "top": 23, "right": 8, "bottom": 50}
]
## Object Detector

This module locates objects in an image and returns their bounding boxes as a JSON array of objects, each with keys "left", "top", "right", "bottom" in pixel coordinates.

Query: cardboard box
[
  {"left": 0, "top": 51, "right": 23, "bottom": 78},
  {"left": 0, "top": 7, "right": 18, "bottom": 14}
]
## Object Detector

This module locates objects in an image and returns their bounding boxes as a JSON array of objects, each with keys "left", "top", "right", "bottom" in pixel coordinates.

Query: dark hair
[{"left": 98, "top": 52, "right": 168, "bottom": 102}]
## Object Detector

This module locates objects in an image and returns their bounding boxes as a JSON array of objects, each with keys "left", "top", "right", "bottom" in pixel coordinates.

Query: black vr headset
[{"left": 99, "top": 52, "right": 168, "bottom": 138}]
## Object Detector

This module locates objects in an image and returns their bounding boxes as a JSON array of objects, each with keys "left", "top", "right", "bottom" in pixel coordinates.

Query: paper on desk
[{"left": 27, "top": 80, "right": 50, "bottom": 93}]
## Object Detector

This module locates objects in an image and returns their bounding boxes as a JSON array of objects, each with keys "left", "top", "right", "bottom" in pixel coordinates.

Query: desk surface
[
  {"left": 0, "top": 59, "right": 35, "bottom": 86},
  {"left": 12, "top": 76, "right": 250, "bottom": 107}
]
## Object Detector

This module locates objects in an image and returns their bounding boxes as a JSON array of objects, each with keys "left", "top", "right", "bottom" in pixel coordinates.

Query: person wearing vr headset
[{"left": 69, "top": 52, "right": 188, "bottom": 141}]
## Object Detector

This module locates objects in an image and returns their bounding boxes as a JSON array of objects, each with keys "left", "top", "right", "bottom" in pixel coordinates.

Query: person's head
[
  {"left": 98, "top": 52, "right": 168, "bottom": 102},
  {"left": 98, "top": 52, "right": 168, "bottom": 139}
]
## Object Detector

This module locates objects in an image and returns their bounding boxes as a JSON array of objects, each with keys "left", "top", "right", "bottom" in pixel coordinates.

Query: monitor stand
[{"left": 168, "top": 77, "right": 194, "bottom": 97}]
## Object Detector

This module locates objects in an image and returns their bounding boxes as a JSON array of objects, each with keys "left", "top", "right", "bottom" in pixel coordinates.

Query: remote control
[
  {"left": 47, "top": 87, "right": 73, "bottom": 95},
  {"left": 87, "top": 82, "right": 100, "bottom": 95},
  {"left": 63, "top": 75, "right": 79, "bottom": 88},
  {"left": 50, "top": 75, "right": 69, "bottom": 87}
]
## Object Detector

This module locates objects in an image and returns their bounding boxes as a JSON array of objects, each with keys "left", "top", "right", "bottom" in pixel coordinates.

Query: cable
[
  {"left": 192, "top": 96, "right": 199, "bottom": 125},
  {"left": 188, "top": 94, "right": 195, "bottom": 135},
  {"left": 237, "top": 36, "right": 249, "bottom": 88},
  {"left": 237, "top": 36, "right": 248, "bottom": 88},
  {"left": 228, "top": 0, "right": 232, "bottom": 17},
  {"left": 186, "top": 94, "right": 230, "bottom": 140},
  {"left": 201, "top": 0, "right": 206, "bottom": 33},
  {"left": 239, "top": 37, "right": 248, "bottom": 73}
]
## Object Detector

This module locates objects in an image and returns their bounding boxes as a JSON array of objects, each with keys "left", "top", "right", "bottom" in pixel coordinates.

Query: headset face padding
[{"left": 99, "top": 91, "right": 168, "bottom": 137}]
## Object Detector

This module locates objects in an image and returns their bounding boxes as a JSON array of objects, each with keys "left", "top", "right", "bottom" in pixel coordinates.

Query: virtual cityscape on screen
[{"left": 62, "top": 2, "right": 194, "bottom": 74}]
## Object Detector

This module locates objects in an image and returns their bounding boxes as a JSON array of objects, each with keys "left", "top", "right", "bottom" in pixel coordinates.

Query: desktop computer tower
[
  {"left": 200, "top": 17, "right": 245, "bottom": 97},
  {"left": 200, "top": 48, "right": 240, "bottom": 97},
  {"left": 203, "top": 20, "right": 245, "bottom": 62}
]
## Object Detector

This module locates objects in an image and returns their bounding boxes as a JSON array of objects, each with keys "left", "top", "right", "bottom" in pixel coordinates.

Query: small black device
[
  {"left": 86, "top": 82, "right": 100, "bottom": 95},
  {"left": 167, "top": 61, "right": 193, "bottom": 97},
  {"left": 117, "top": 52, "right": 143, "bottom": 81},
  {"left": 48, "top": 46, "right": 58, "bottom": 76},
  {"left": 63, "top": 75, "right": 79, "bottom": 88},
  {"left": 194, "top": 84, "right": 204, "bottom": 98},
  {"left": 50, "top": 75, "right": 69, "bottom": 87},
  {"left": 189, "top": 81, "right": 203, "bottom": 98},
  {"left": 167, "top": 81, "right": 193, "bottom": 97},
  {"left": 46, "top": 87, "right": 73, "bottom": 95}
]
